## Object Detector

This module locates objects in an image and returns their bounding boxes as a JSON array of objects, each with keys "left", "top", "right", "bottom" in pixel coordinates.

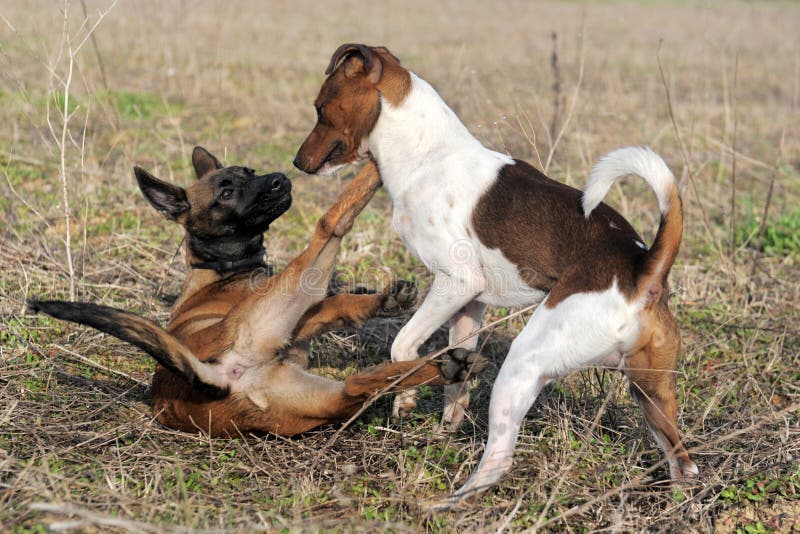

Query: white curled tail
[
  {"left": 582, "top": 146, "right": 683, "bottom": 308},
  {"left": 583, "top": 146, "right": 676, "bottom": 218}
]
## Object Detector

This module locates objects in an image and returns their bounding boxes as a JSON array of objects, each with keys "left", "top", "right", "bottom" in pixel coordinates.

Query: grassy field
[{"left": 1, "top": 0, "right": 799, "bottom": 531}]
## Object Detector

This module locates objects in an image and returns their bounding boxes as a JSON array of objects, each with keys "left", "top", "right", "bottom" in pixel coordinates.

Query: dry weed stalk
[
  {"left": 729, "top": 52, "right": 739, "bottom": 305},
  {"left": 44, "top": 0, "right": 117, "bottom": 299},
  {"left": 548, "top": 31, "right": 563, "bottom": 143},
  {"left": 78, "top": 0, "right": 109, "bottom": 93},
  {"left": 657, "top": 41, "right": 727, "bottom": 268},
  {"left": 544, "top": 26, "right": 585, "bottom": 173}
]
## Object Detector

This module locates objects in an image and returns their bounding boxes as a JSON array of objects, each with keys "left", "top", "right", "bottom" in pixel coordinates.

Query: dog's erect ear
[
  {"left": 325, "top": 43, "right": 383, "bottom": 84},
  {"left": 134, "top": 167, "right": 190, "bottom": 221},
  {"left": 192, "top": 146, "right": 223, "bottom": 179}
]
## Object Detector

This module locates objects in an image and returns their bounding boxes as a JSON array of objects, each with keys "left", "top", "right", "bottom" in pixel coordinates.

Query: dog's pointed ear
[
  {"left": 134, "top": 166, "right": 190, "bottom": 221},
  {"left": 192, "top": 146, "right": 223, "bottom": 179},
  {"left": 325, "top": 43, "right": 382, "bottom": 84}
]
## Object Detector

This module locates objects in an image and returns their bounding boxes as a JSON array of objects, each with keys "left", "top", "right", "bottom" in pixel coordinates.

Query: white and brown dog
[{"left": 294, "top": 44, "right": 698, "bottom": 503}]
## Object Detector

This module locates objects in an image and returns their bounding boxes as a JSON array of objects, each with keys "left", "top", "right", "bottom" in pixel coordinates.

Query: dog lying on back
[{"left": 30, "top": 147, "right": 486, "bottom": 437}]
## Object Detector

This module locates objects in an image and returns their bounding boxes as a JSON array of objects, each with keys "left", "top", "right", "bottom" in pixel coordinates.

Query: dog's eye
[
  {"left": 315, "top": 106, "right": 324, "bottom": 122},
  {"left": 219, "top": 189, "right": 233, "bottom": 201}
]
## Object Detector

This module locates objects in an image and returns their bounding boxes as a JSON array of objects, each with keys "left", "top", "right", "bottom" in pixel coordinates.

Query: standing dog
[
  {"left": 294, "top": 44, "right": 698, "bottom": 503},
  {"left": 29, "top": 147, "right": 486, "bottom": 437}
]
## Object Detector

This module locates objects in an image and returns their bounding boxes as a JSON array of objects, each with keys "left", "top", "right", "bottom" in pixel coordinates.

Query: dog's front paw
[
  {"left": 377, "top": 280, "right": 417, "bottom": 317},
  {"left": 392, "top": 389, "right": 419, "bottom": 420},
  {"left": 439, "top": 348, "right": 487, "bottom": 383}
]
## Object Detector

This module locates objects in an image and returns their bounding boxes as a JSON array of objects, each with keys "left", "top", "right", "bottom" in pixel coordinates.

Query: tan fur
[
  {"left": 152, "top": 162, "right": 465, "bottom": 436},
  {"left": 624, "top": 290, "right": 695, "bottom": 479},
  {"left": 33, "top": 156, "right": 486, "bottom": 438}
]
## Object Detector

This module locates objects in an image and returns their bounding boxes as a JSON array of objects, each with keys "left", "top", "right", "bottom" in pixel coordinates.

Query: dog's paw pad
[
  {"left": 391, "top": 391, "right": 419, "bottom": 420},
  {"left": 378, "top": 280, "right": 417, "bottom": 317},
  {"left": 346, "top": 286, "right": 376, "bottom": 295},
  {"left": 440, "top": 348, "right": 487, "bottom": 382}
]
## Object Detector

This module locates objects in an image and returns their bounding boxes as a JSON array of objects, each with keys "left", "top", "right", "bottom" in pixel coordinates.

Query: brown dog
[{"left": 29, "top": 147, "right": 486, "bottom": 437}]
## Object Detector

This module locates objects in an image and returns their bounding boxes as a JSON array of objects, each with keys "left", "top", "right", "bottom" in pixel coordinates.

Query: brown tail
[
  {"left": 27, "top": 299, "right": 229, "bottom": 397},
  {"left": 638, "top": 184, "right": 683, "bottom": 307}
]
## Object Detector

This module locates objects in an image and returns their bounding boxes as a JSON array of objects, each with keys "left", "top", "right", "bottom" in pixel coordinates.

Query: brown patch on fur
[
  {"left": 624, "top": 298, "right": 695, "bottom": 478},
  {"left": 294, "top": 44, "right": 411, "bottom": 174},
  {"left": 371, "top": 46, "right": 411, "bottom": 105},
  {"left": 472, "top": 160, "right": 646, "bottom": 307}
]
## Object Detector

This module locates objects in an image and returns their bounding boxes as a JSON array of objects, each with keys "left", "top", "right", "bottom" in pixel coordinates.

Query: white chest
[{"left": 373, "top": 73, "right": 545, "bottom": 306}]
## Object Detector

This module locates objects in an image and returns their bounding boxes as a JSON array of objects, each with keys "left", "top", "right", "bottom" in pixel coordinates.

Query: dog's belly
[
  {"left": 392, "top": 202, "right": 546, "bottom": 308},
  {"left": 476, "top": 245, "right": 547, "bottom": 308},
  {"left": 388, "top": 153, "right": 546, "bottom": 308}
]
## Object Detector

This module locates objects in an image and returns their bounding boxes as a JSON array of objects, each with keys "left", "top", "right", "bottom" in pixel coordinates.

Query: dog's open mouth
[{"left": 261, "top": 192, "right": 292, "bottom": 214}]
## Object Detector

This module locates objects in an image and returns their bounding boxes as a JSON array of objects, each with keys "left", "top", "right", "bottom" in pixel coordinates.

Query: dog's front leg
[
  {"left": 391, "top": 273, "right": 483, "bottom": 420},
  {"left": 274, "top": 161, "right": 382, "bottom": 292},
  {"left": 292, "top": 281, "right": 417, "bottom": 342},
  {"left": 233, "top": 163, "right": 382, "bottom": 352}
]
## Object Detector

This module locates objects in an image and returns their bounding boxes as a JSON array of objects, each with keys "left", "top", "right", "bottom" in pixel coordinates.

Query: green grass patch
[
  {"left": 738, "top": 208, "right": 800, "bottom": 257},
  {"left": 720, "top": 468, "right": 800, "bottom": 505},
  {"left": 99, "top": 89, "right": 182, "bottom": 120}
]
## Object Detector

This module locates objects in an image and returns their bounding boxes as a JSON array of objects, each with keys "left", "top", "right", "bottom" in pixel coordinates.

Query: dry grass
[{"left": 1, "top": 0, "right": 799, "bottom": 532}]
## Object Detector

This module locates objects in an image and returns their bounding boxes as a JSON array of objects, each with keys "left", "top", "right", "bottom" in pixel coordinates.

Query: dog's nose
[
  {"left": 267, "top": 173, "right": 289, "bottom": 191},
  {"left": 292, "top": 154, "right": 303, "bottom": 171}
]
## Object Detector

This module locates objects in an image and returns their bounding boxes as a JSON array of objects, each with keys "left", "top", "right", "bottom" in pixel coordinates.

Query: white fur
[
  {"left": 370, "top": 75, "right": 545, "bottom": 423},
  {"left": 363, "top": 71, "right": 684, "bottom": 499},
  {"left": 453, "top": 283, "right": 641, "bottom": 497},
  {"left": 582, "top": 146, "right": 676, "bottom": 218},
  {"left": 370, "top": 75, "right": 536, "bottom": 308}
]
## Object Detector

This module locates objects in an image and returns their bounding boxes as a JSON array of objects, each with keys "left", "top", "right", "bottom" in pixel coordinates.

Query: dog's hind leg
[
  {"left": 345, "top": 348, "right": 486, "bottom": 397},
  {"left": 447, "top": 286, "right": 640, "bottom": 505},
  {"left": 248, "top": 348, "right": 487, "bottom": 435},
  {"left": 449, "top": 314, "right": 553, "bottom": 502},
  {"left": 625, "top": 314, "right": 698, "bottom": 481},
  {"left": 438, "top": 299, "right": 486, "bottom": 434}
]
